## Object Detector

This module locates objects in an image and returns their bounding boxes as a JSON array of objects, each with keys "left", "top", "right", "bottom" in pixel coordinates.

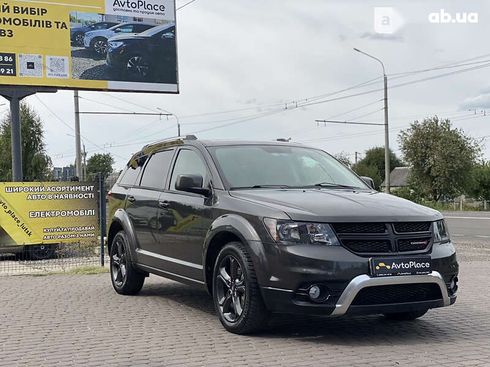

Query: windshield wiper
[
  {"left": 230, "top": 184, "right": 292, "bottom": 190},
  {"left": 309, "top": 182, "right": 357, "bottom": 189}
]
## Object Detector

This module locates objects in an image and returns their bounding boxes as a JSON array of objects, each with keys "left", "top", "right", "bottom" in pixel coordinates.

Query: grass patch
[{"left": 64, "top": 266, "right": 109, "bottom": 275}]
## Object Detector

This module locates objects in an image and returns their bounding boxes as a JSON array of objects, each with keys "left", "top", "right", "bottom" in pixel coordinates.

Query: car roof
[{"left": 125, "top": 137, "right": 307, "bottom": 167}]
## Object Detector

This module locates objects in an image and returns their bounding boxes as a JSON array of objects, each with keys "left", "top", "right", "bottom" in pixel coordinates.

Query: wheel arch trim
[{"left": 108, "top": 209, "right": 139, "bottom": 262}]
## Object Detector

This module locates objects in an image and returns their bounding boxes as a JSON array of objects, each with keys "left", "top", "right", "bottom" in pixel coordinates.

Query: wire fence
[{"left": 0, "top": 242, "right": 103, "bottom": 276}]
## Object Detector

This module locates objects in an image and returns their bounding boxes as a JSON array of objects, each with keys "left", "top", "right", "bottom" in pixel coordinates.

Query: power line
[{"left": 177, "top": 0, "right": 198, "bottom": 10}]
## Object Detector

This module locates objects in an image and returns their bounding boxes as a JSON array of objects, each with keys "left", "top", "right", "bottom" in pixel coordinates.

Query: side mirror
[
  {"left": 175, "top": 174, "right": 210, "bottom": 196},
  {"left": 361, "top": 176, "right": 375, "bottom": 189}
]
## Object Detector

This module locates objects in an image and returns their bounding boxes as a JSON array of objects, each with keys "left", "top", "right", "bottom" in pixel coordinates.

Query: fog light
[
  {"left": 450, "top": 276, "right": 459, "bottom": 294},
  {"left": 308, "top": 285, "right": 321, "bottom": 300}
]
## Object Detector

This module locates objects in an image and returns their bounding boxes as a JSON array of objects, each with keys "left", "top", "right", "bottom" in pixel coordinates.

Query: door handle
[
  {"left": 127, "top": 195, "right": 136, "bottom": 203},
  {"left": 159, "top": 200, "right": 170, "bottom": 208}
]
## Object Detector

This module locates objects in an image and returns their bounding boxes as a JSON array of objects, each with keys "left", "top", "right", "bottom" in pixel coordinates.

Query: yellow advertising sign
[
  {"left": 0, "top": 0, "right": 177, "bottom": 93},
  {"left": 0, "top": 182, "right": 98, "bottom": 246}
]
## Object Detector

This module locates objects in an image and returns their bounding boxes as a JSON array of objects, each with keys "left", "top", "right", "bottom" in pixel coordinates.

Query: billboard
[
  {"left": 0, "top": 0, "right": 177, "bottom": 93},
  {"left": 0, "top": 183, "right": 98, "bottom": 246}
]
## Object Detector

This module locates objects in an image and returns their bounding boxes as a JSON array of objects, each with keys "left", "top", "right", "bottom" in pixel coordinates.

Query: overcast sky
[{"left": 2, "top": 0, "right": 490, "bottom": 170}]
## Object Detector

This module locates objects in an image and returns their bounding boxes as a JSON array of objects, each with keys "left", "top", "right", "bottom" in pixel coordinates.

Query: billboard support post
[
  {"left": 98, "top": 172, "right": 107, "bottom": 267},
  {"left": 74, "top": 90, "right": 82, "bottom": 180},
  {"left": 0, "top": 87, "right": 57, "bottom": 182}
]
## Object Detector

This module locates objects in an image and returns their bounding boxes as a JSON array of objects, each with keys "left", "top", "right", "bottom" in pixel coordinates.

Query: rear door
[
  {"left": 125, "top": 149, "right": 174, "bottom": 268},
  {"left": 156, "top": 147, "right": 214, "bottom": 281}
]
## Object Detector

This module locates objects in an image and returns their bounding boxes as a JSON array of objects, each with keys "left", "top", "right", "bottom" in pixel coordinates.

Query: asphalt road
[{"left": 442, "top": 211, "right": 490, "bottom": 242}]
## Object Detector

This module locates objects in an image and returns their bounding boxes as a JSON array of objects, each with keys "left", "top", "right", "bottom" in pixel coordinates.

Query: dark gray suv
[{"left": 107, "top": 136, "right": 458, "bottom": 334}]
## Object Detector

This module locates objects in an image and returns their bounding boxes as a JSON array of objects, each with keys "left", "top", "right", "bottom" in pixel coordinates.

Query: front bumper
[{"left": 256, "top": 240, "right": 458, "bottom": 316}]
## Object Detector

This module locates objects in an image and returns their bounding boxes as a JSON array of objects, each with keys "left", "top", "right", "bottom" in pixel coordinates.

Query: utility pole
[
  {"left": 355, "top": 151, "right": 359, "bottom": 165},
  {"left": 82, "top": 144, "right": 87, "bottom": 182},
  {"left": 74, "top": 90, "right": 82, "bottom": 180},
  {"left": 354, "top": 48, "right": 390, "bottom": 193}
]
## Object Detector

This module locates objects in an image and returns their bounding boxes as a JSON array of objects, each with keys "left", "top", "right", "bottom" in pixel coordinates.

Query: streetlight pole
[
  {"left": 354, "top": 48, "right": 390, "bottom": 193},
  {"left": 74, "top": 90, "right": 82, "bottom": 180}
]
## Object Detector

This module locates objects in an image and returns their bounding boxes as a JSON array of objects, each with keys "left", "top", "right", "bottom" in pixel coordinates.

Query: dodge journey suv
[{"left": 108, "top": 136, "right": 458, "bottom": 334}]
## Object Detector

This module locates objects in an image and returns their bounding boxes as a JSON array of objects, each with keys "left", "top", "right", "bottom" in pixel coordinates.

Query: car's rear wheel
[
  {"left": 110, "top": 231, "right": 145, "bottom": 295},
  {"left": 74, "top": 32, "right": 84, "bottom": 46},
  {"left": 384, "top": 309, "right": 428, "bottom": 321},
  {"left": 212, "top": 242, "right": 268, "bottom": 334}
]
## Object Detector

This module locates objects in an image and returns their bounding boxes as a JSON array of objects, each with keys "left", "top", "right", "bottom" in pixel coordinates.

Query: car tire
[
  {"left": 125, "top": 55, "right": 151, "bottom": 81},
  {"left": 110, "top": 231, "right": 145, "bottom": 295},
  {"left": 212, "top": 241, "right": 268, "bottom": 334},
  {"left": 74, "top": 32, "right": 84, "bottom": 46},
  {"left": 384, "top": 309, "right": 428, "bottom": 321},
  {"left": 91, "top": 37, "right": 108, "bottom": 56}
]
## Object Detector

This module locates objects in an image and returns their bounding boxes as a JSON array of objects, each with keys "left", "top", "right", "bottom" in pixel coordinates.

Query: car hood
[{"left": 230, "top": 189, "right": 442, "bottom": 222}]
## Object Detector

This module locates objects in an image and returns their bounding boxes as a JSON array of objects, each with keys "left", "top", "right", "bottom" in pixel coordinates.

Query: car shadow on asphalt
[{"left": 138, "top": 281, "right": 458, "bottom": 344}]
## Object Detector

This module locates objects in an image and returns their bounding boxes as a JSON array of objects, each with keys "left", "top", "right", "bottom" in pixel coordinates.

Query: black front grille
[
  {"left": 393, "top": 222, "right": 432, "bottom": 233},
  {"left": 333, "top": 222, "right": 433, "bottom": 255},
  {"left": 398, "top": 238, "right": 431, "bottom": 252},
  {"left": 342, "top": 240, "right": 391, "bottom": 253},
  {"left": 332, "top": 223, "right": 387, "bottom": 234},
  {"left": 351, "top": 283, "right": 442, "bottom": 306}
]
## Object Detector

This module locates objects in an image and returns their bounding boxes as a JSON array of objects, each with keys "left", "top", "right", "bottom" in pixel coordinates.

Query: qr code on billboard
[
  {"left": 46, "top": 56, "right": 69, "bottom": 79},
  {"left": 19, "top": 54, "right": 43, "bottom": 77}
]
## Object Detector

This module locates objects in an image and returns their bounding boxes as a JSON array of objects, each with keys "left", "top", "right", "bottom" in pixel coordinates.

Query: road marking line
[
  {"left": 475, "top": 235, "right": 490, "bottom": 239},
  {"left": 445, "top": 216, "right": 490, "bottom": 220}
]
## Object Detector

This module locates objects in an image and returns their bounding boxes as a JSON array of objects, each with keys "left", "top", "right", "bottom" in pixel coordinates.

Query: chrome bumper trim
[{"left": 331, "top": 271, "right": 450, "bottom": 316}]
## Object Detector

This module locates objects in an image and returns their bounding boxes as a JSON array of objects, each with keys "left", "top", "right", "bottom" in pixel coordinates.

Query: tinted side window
[
  {"left": 138, "top": 24, "right": 154, "bottom": 32},
  {"left": 170, "top": 149, "right": 208, "bottom": 190},
  {"left": 140, "top": 150, "right": 174, "bottom": 190},
  {"left": 119, "top": 166, "right": 142, "bottom": 186}
]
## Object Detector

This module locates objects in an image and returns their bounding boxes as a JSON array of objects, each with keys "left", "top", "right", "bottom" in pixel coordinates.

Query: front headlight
[
  {"left": 263, "top": 218, "right": 340, "bottom": 246},
  {"left": 433, "top": 219, "right": 450, "bottom": 244},
  {"left": 108, "top": 41, "right": 124, "bottom": 49}
]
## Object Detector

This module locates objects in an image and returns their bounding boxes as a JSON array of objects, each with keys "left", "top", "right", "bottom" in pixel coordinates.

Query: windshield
[{"left": 209, "top": 145, "right": 369, "bottom": 190}]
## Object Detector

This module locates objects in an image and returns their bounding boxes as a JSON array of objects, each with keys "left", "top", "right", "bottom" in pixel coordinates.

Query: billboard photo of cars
[
  {"left": 71, "top": 13, "right": 176, "bottom": 85},
  {"left": 0, "top": 0, "right": 177, "bottom": 93}
]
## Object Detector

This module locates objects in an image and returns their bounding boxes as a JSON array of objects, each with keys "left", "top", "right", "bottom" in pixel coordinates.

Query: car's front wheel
[
  {"left": 126, "top": 55, "right": 151, "bottom": 81},
  {"left": 110, "top": 231, "right": 145, "bottom": 295},
  {"left": 213, "top": 242, "right": 268, "bottom": 334},
  {"left": 92, "top": 37, "right": 108, "bottom": 56},
  {"left": 384, "top": 309, "right": 428, "bottom": 321}
]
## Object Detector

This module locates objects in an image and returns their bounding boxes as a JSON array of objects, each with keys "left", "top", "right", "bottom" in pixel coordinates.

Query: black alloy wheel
[
  {"left": 216, "top": 254, "right": 246, "bottom": 323},
  {"left": 110, "top": 231, "right": 145, "bottom": 295},
  {"left": 212, "top": 242, "right": 268, "bottom": 334},
  {"left": 126, "top": 55, "right": 150, "bottom": 80}
]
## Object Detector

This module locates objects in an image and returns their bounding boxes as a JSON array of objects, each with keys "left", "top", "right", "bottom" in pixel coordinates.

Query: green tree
[
  {"left": 0, "top": 104, "right": 52, "bottom": 181},
  {"left": 399, "top": 116, "right": 481, "bottom": 201},
  {"left": 352, "top": 147, "right": 403, "bottom": 189},
  {"left": 86, "top": 153, "right": 114, "bottom": 179},
  {"left": 468, "top": 162, "right": 490, "bottom": 201}
]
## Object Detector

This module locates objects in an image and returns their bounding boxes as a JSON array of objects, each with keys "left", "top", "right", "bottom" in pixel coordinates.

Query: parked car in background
[
  {"left": 106, "top": 23, "right": 176, "bottom": 83},
  {"left": 83, "top": 23, "right": 155, "bottom": 56},
  {"left": 107, "top": 136, "right": 459, "bottom": 334},
  {"left": 70, "top": 22, "right": 118, "bottom": 46}
]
